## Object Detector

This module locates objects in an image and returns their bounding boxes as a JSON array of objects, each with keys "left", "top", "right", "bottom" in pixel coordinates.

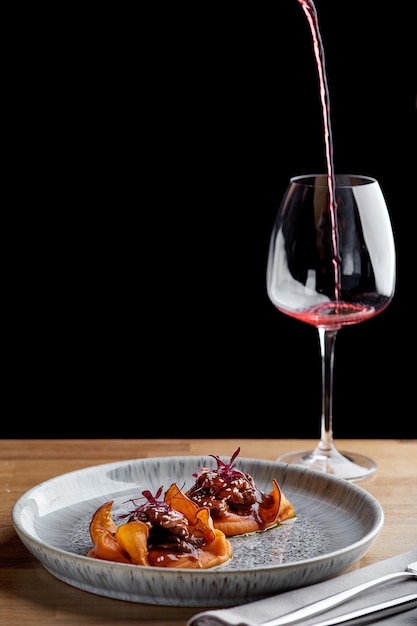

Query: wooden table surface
[{"left": 1, "top": 438, "right": 416, "bottom": 626}]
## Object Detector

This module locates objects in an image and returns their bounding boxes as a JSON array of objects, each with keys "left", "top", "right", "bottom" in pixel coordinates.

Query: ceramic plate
[{"left": 12, "top": 455, "right": 383, "bottom": 607}]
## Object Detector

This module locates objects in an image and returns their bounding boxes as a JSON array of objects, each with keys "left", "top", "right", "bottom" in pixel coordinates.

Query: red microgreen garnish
[
  {"left": 142, "top": 486, "right": 164, "bottom": 504},
  {"left": 209, "top": 447, "right": 245, "bottom": 481},
  {"left": 116, "top": 486, "right": 169, "bottom": 520}
]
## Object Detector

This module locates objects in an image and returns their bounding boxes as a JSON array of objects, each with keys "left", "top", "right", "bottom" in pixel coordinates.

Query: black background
[{"left": 5, "top": 1, "right": 416, "bottom": 439}]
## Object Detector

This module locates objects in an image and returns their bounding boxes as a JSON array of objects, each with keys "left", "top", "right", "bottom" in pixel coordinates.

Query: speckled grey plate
[{"left": 12, "top": 456, "right": 383, "bottom": 607}]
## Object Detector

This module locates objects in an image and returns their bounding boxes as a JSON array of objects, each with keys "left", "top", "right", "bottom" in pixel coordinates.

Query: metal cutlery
[
  {"left": 298, "top": 593, "right": 417, "bottom": 625},
  {"left": 260, "top": 560, "right": 417, "bottom": 626}
]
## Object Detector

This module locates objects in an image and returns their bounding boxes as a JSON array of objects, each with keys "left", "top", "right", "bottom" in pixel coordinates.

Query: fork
[{"left": 260, "top": 560, "right": 417, "bottom": 626}]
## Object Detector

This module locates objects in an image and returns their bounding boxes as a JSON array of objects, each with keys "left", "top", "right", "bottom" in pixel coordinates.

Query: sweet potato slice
[
  {"left": 115, "top": 520, "right": 150, "bottom": 566},
  {"left": 89, "top": 500, "right": 117, "bottom": 544},
  {"left": 87, "top": 526, "right": 131, "bottom": 563},
  {"left": 258, "top": 479, "right": 281, "bottom": 526},
  {"left": 164, "top": 483, "right": 217, "bottom": 543},
  {"left": 277, "top": 491, "right": 296, "bottom": 522},
  {"left": 164, "top": 483, "right": 200, "bottom": 522}
]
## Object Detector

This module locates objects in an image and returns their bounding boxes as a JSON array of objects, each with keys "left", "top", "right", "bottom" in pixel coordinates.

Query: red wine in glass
[{"left": 267, "top": 1, "right": 396, "bottom": 480}]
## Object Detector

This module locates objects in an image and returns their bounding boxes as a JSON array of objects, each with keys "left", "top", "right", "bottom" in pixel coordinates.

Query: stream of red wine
[{"left": 297, "top": 0, "right": 341, "bottom": 302}]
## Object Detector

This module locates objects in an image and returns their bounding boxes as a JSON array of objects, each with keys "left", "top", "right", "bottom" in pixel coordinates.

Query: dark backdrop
[{"left": 5, "top": 1, "right": 416, "bottom": 439}]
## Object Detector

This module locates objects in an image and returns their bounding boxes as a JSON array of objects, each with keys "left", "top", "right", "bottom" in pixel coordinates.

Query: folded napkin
[{"left": 187, "top": 549, "right": 417, "bottom": 626}]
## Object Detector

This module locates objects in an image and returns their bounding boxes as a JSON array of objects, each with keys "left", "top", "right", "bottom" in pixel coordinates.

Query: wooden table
[{"left": 1, "top": 438, "right": 416, "bottom": 626}]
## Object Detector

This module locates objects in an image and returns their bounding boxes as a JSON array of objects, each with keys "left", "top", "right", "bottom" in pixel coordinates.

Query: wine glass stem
[{"left": 317, "top": 327, "right": 338, "bottom": 453}]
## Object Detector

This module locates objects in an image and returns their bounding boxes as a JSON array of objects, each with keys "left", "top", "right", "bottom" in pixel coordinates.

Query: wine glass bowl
[{"left": 267, "top": 174, "right": 396, "bottom": 480}]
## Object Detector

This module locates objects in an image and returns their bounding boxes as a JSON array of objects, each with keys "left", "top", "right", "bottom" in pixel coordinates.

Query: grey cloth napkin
[{"left": 187, "top": 549, "right": 417, "bottom": 626}]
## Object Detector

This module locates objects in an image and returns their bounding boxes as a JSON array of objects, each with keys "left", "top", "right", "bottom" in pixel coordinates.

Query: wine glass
[{"left": 267, "top": 173, "right": 396, "bottom": 481}]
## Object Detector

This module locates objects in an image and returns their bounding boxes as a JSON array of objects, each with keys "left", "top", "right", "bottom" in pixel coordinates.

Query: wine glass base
[{"left": 277, "top": 449, "right": 376, "bottom": 481}]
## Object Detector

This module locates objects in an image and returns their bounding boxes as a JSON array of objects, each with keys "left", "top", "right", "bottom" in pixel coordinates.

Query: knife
[{"left": 287, "top": 593, "right": 417, "bottom": 626}]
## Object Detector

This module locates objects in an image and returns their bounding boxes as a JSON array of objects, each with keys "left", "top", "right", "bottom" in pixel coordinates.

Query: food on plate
[
  {"left": 185, "top": 447, "right": 296, "bottom": 536},
  {"left": 87, "top": 484, "right": 232, "bottom": 569},
  {"left": 87, "top": 448, "right": 295, "bottom": 567}
]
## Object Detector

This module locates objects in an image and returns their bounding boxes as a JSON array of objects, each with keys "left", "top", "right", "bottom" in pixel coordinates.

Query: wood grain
[{"left": 1, "top": 438, "right": 416, "bottom": 625}]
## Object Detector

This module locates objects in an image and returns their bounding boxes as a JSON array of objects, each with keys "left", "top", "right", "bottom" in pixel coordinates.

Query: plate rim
[
  {"left": 12, "top": 454, "right": 384, "bottom": 567},
  {"left": 11, "top": 455, "right": 384, "bottom": 605}
]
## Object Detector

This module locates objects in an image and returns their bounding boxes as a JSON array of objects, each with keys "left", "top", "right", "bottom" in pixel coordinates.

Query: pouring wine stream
[{"left": 269, "top": 1, "right": 396, "bottom": 479}]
